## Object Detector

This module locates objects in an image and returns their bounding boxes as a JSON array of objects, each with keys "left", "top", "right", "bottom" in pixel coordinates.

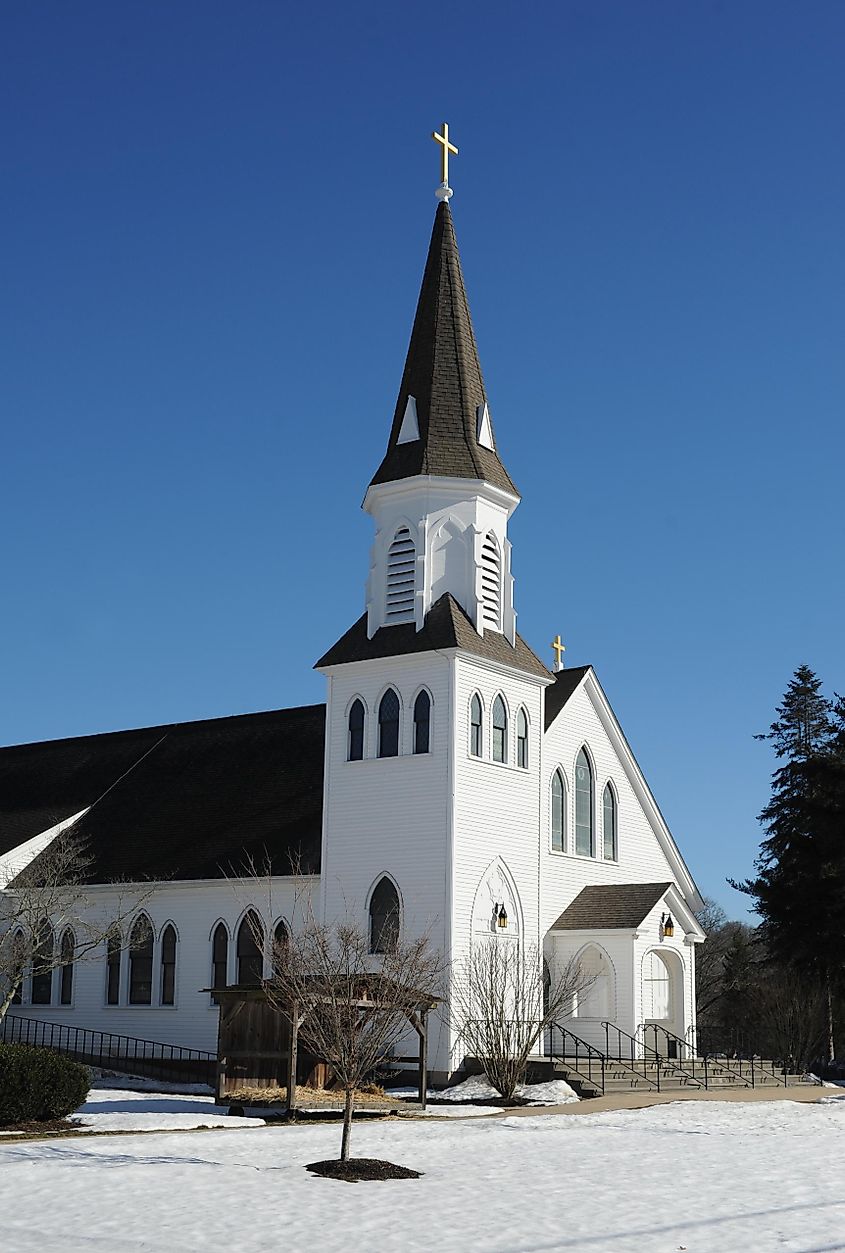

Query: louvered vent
[
  {"left": 480, "top": 532, "right": 501, "bottom": 629},
  {"left": 385, "top": 526, "right": 416, "bottom": 622}
]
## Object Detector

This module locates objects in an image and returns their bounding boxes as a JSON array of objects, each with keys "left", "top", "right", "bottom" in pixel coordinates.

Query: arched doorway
[
  {"left": 573, "top": 945, "right": 615, "bottom": 1022},
  {"left": 641, "top": 949, "right": 685, "bottom": 1051}
]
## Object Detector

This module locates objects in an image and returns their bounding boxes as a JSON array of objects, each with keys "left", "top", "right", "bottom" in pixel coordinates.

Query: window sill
[
  {"left": 547, "top": 848, "right": 619, "bottom": 865},
  {"left": 466, "top": 753, "right": 527, "bottom": 773}
]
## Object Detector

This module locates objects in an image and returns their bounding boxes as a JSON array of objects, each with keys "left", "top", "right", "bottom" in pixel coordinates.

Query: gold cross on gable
[
  {"left": 432, "top": 122, "right": 458, "bottom": 186},
  {"left": 551, "top": 634, "right": 566, "bottom": 671}
]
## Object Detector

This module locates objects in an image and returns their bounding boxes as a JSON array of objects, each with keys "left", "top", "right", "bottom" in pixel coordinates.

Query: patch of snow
[
  {"left": 435, "top": 1074, "right": 578, "bottom": 1105},
  {"left": 415, "top": 1104, "right": 502, "bottom": 1118},
  {"left": 74, "top": 1087, "right": 264, "bottom": 1132},
  {"left": 90, "top": 1068, "right": 213, "bottom": 1094}
]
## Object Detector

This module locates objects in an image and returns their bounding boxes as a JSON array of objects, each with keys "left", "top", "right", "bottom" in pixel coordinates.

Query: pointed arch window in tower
[
  {"left": 551, "top": 770, "right": 565, "bottom": 852},
  {"left": 413, "top": 690, "right": 431, "bottom": 754},
  {"left": 603, "top": 784, "right": 618, "bottom": 861},
  {"left": 369, "top": 877, "right": 400, "bottom": 954},
  {"left": 575, "top": 749, "right": 595, "bottom": 858},
  {"left": 517, "top": 708, "right": 529, "bottom": 768},
  {"left": 378, "top": 688, "right": 400, "bottom": 758},
  {"left": 212, "top": 923, "right": 229, "bottom": 990},
  {"left": 348, "top": 698, "right": 365, "bottom": 761},
  {"left": 480, "top": 532, "right": 502, "bottom": 630},
  {"left": 385, "top": 526, "right": 416, "bottom": 623},
  {"left": 492, "top": 695, "right": 508, "bottom": 764},
  {"left": 470, "top": 694, "right": 483, "bottom": 757}
]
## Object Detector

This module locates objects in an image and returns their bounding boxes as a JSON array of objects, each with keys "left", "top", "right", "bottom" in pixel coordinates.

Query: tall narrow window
[
  {"left": 160, "top": 924, "right": 177, "bottom": 1005},
  {"left": 470, "top": 694, "right": 483, "bottom": 757},
  {"left": 30, "top": 920, "right": 54, "bottom": 1005},
  {"left": 369, "top": 877, "right": 400, "bottom": 954},
  {"left": 385, "top": 526, "right": 416, "bottom": 622},
  {"left": 492, "top": 695, "right": 507, "bottom": 764},
  {"left": 575, "top": 748, "right": 594, "bottom": 857},
  {"left": 129, "top": 915, "right": 154, "bottom": 1005},
  {"left": 413, "top": 690, "right": 431, "bottom": 754},
  {"left": 348, "top": 698, "right": 365, "bottom": 761},
  {"left": 212, "top": 923, "right": 229, "bottom": 990},
  {"left": 60, "top": 928, "right": 75, "bottom": 1006},
  {"left": 237, "top": 912, "right": 264, "bottom": 985},
  {"left": 480, "top": 532, "right": 501, "bottom": 629},
  {"left": 11, "top": 931, "right": 25, "bottom": 1004},
  {"left": 272, "top": 920, "right": 289, "bottom": 977},
  {"left": 517, "top": 708, "right": 529, "bottom": 769},
  {"left": 603, "top": 785, "right": 618, "bottom": 860},
  {"left": 378, "top": 688, "right": 400, "bottom": 758},
  {"left": 106, "top": 930, "right": 121, "bottom": 1005},
  {"left": 551, "top": 770, "right": 565, "bottom": 852}
]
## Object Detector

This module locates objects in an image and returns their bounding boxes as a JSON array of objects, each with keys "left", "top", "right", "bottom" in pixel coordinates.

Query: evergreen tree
[{"left": 732, "top": 666, "right": 844, "bottom": 1061}]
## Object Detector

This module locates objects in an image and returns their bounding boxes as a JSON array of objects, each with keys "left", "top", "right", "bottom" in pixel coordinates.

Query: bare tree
[
  {"left": 259, "top": 905, "right": 443, "bottom": 1162},
  {"left": 0, "top": 828, "right": 150, "bottom": 1022},
  {"left": 450, "top": 940, "right": 596, "bottom": 1102}
]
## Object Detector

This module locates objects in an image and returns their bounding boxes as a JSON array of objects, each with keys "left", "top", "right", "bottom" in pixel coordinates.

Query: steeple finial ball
[{"left": 432, "top": 122, "right": 458, "bottom": 200}]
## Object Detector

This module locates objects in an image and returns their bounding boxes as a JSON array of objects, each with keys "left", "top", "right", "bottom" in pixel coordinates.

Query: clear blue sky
[{"left": 2, "top": 1, "right": 843, "bottom": 921}]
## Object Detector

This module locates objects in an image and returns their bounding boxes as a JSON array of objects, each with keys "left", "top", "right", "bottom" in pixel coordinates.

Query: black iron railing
[
  {"left": 1, "top": 1013, "right": 216, "bottom": 1086},
  {"left": 545, "top": 1023, "right": 606, "bottom": 1096}
]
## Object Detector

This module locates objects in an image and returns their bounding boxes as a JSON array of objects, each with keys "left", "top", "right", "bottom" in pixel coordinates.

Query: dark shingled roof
[
  {"left": 316, "top": 592, "right": 550, "bottom": 680},
  {"left": 369, "top": 201, "right": 518, "bottom": 496},
  {"left": 551, "top": 883, "right": 673, "bottom": 931},
  {"left": 544, "top": 666, "right": 592, "bottom": 730},
  {"left": 0, "top": 706, "right": 325, "bottom": 882}
]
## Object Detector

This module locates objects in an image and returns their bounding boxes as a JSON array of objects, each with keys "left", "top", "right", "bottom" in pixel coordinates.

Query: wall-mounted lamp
[
  {"left": 496, "top": 903, "right": 508, "bottom": 930},
  {"left": 660, "top": 912, "right": 674, "bottom": 939}
]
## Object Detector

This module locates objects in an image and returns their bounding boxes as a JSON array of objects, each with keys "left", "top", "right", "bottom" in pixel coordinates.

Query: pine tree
[{"left": 732, "top": 666, "right": 843, "bottom": 1061}]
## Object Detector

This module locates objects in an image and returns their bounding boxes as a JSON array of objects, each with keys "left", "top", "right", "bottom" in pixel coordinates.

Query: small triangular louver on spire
[
  {"left": 396, "top": 396, "right": 419, "bottom": 444},
  {"left": 476, "top": 402, "right": 494, "bottom": 450}
]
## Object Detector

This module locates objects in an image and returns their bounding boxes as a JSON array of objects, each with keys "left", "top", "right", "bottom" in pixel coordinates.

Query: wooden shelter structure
[{"left": 211, "top": 979, "right": 437, "bottom": 1113}]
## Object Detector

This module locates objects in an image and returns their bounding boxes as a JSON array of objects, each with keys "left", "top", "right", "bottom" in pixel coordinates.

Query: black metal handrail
[
  {"left": 602, "top": 1021, "right": 662, "bottom": 1090},
  {"left": 545, "top": 1022, "right": 606, "bottom": 1096},
  {"left": 1, "top": 1013, "right": 215, "bottom": 1086},
  {"left": 639, "top": 1022, "right": 694, "bottom": 1062}
]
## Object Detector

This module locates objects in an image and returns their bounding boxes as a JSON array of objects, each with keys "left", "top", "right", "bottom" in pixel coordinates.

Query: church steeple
[{"left": 370, "top": 201, "right": 517, "bottom": 497}]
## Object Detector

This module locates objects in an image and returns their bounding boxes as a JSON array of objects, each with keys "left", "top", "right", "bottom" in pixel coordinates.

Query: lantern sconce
[
  {"left": 495, "top": 902, "right": 508, "bottom": 930},
  {"left": 660, "top": 912, "right": 674, "bottom": 939}
]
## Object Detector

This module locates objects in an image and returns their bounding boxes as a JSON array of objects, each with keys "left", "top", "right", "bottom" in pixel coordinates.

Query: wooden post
[
  {"left": 419, "top": 1009, "right": 428, "bottom": 1111},
  {"left": 286, "top": 1004, "right": 299, "bottom": 1116}
]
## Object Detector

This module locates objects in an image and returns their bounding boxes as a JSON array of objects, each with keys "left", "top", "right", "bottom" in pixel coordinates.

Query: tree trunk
[
  {"left": 0, "top": 984, "right": 19, "bottom": 1025},
  {"left": 340, "top": 1087, "right": 354, "bottom": 1161}
]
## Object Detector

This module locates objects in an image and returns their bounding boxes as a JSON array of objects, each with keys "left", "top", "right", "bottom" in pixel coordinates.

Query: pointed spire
[{"left": 369, "top": 202, "right": 518, "bottom": 496}]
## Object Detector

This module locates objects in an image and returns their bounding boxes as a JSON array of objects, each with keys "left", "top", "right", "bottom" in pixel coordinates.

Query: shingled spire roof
[{"left": 369, "top": 201, "right": 518, "bottom": 495}]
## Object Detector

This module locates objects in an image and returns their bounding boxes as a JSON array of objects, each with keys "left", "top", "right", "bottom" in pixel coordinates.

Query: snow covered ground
[
  {"left": 74, "top": 1087, "right": 265, "bottom": 1132},
  {"left": 1, "top": 1095, "right": 843, "bottom": 1252}
]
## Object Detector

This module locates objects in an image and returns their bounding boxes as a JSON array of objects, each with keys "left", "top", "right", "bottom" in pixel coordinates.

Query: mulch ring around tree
[{"left": 306, "top": 1157, "right": 422, "bottom": 1183}]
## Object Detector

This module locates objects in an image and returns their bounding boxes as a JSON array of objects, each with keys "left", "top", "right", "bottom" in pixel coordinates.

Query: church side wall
[{"left": 5, "top": 877, "right": 311, "bottom": 1054}]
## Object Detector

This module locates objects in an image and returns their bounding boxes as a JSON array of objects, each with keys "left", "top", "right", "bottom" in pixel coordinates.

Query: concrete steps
[{"left": 544, "top": 1054, "right": 817, "bottom": 1098}]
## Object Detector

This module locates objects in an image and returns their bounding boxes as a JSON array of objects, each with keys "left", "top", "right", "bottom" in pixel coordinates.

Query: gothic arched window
[
  {"left": 106, "top": 929, "right": 121, "bottom": 1005},
  {"left": 369, "top": 877, "right": 400, "bottom": 954},
  {"left": 348, "top": 698, "right": 365, "bottom": 761},
  {"left": 378, "top": 688, "right": 400, "bottom": 758},
  {"left": 517, "top": 708, "right": 529, "bottom": 769},
  {"left": 237, "top": 912, "right": 264, "bottom": 985},
  {"left": 59, "top": 928, "right": 75, "bottom": 1006},
  {"left": 413, "top": 690, "right": 431, "bottom": 754},
  {"left": 603, "top": 784, "right": 618, "bottom": 860},
  {"left": 212, "top": 923, "right": 229, "bottom": 990},
  {"left": 30, "top": 920, "right": 54, "bottom": 1005},
  {"left": 575, "top": 748, "right": 595, "bottom": 857},
  {"left": 470, "top": 694, "right": 483, "bottom": 757},
  {"left": 129, "top": 915, "right": 154, "bottom": 1005},
  {"left": 385, "top": 526, "right": 416, "bottom": 623},
  {"left": 551, "top": 769, "right": 565, "bottom": 852},
  {"left": 160, "top": 924, "right": 177, "bottom": 1005},
  {"left": 492, "top": 694, "right": 508, "bottom": 764},
  {"left": 272, "top": 920, "right": 289, "bottom": 977}
]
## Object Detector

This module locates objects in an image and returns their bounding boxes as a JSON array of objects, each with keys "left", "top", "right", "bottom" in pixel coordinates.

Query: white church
[{"left": 0, "top": 152, "right": 705, "bottom": 1079}]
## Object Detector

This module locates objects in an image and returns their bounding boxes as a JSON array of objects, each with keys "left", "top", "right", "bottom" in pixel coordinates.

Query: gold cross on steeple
[
  {"left": 432, "top": 122, "right": 458, "bottom": 188},
  {"left": 551, "top": 634, "right": 566, "bottom": 672}
]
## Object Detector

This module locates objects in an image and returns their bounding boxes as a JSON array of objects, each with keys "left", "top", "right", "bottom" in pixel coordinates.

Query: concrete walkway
[{"left": 502, "top": 1084, "right": 843, "bottom": 1118}]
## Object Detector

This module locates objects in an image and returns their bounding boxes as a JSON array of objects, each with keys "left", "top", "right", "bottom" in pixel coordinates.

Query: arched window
[
  {"left": 603, "top": 784, "right": 618, "bottom": 860},
  {"left": 378, "top": 688, "right": 400, "bottom": 758},
  {"left": 129, "top": 915, "right": 154, "bottom": 1005},
  {"left": 212, "top": 923, "right": 229, "bottom": 990},
  {"left": 575, "top": 748, "right": 594, "bottom": 857},
  {"left": 413, "top": 690, "right": 431, "bottom": 754},
  {"left": 516, "top": 708, "right": 529, "bottom": 769},
  {"left": 492, "top": 694, "right": 508, "bottom": 764},
  {"left": 348, "top": 698, "right": 365, "bottom": 761},
  {"left": 59, "top": 928, "right": 75, "bottom": 1006},
  {"left": 160, "top": 924, "right": 177, "bottom": 1005},
  {"left": 369, "top": 877, "right": 400, "bottom": 954},
  {"left": 480, "top": 531, "right": 501, "bottom": 629},
  {"left": 10, "top": 930, "right": 25, "bottom": 1004},
  {"left": 385, "top": 526, "right": 416, "bottom": 622},
  {"left": 237, "top": 912, "right": 264, "bottom": 985},
  {"left": 470, "top": 694, "right": 483, "bottom": 757},
  {"left": 106, "top": 929, "right": 121, "bottom": 1005},
  {"left": 272, "top": 920, "right": 289, "bottom": 977},
  {"left": 30, "top": 920, "right": 54, "bottom": 1005},
  {"left": 551, "top": 770, "right": 565, "bottom": 852}
]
